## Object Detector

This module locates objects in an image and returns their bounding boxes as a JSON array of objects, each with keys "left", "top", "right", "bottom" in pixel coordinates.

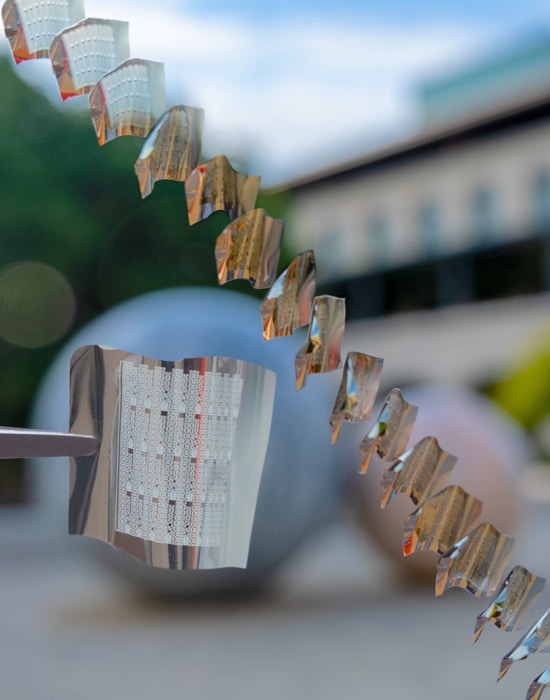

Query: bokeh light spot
[{"left": 0, "top": 261, "right": 77, "bottom": 348}]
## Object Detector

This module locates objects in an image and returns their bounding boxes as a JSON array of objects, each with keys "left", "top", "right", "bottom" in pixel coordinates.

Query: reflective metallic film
[
  {"left": 473, "top": 565, "right": 544, "bottom": 643},
  {"left": 215, "top": 208, "right": 283, "bottom": 289},
  {"left": 2, "top": 0, "right": 84, "bottom": 63},
  {"left": 68, "top": 345, "right": 276, "bottom": 570},
  {"left": 89, "top": 58, "right": 166, "bottom": 145},
  {"left": 436, "top": 522, "right": 514, "bottom": 598},
  {"left": 260, "top": 250, "right": 316, "bottom": 341},
  {"left": 380, "top": 435, "right": 456, "bottom": 508},
  {"left": 329, "top": 352, "right": 384, "bottom": 444},
  {"left": 499, "top": 609, "right": 550, "bottom": 681},
  {"left": 527, "top": 668, "right": 550, "bottom": 700},
  {"left": 50, "top": 18, "right": 130, "bottom": 99},
  {"left": 135, "top": 105, "right": 204, "bottom": 198},
  {"left": 403, "top": 485, "right": 482, "bottom": 557},
  {"left": 295, "top": 295, "right": 345, "bottom": 390},
  {"left": 359, "top": 388, "right": 418, "bottom": 474},
  {"left": 186, "top": 155, "right": 261, "bottom": 226}
]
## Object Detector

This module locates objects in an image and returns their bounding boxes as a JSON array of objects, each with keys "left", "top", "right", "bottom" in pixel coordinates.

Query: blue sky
[
  {"left": 4, "top": 0, "right": 550, "bottom": 182},
  {"left": 187, "top": 0, "right": 548, "bottom": 24}
]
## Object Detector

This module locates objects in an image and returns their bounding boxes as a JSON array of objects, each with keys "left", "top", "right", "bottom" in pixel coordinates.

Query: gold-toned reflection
[
  {"left": 185, "top": 154, "right": 261, "bottom": 226},
  {"left": 135, "top": 105, "right": 204, "bottom": 198},
  {"left": 380, "top": 435, "right": 456, "bottom": 508},
  {"left": 2, "top": 0, "right": 84, "bottom": 63},
  {"left": 215, "top": 208, "right": 283, "bottom": 289},
  {"left": 329, "top": 352, "right": 384, "bottom": 444},
  {"left": 50, "top": 18, "right": 130, "bottom": 100},
  {"left": 473, "top": 565, "right": 545, "bottom": 643},
  {"left": 527, "top": 668, "right": 550, "bottom": 700},
  {"left": 359, "top": 388, "right": 418, "bottom": 474},
  {"left": 0, "top": 261, "right": 76, "bottom": 348},
  {"left": 436, "top": 522, "right": 514, "bottom": 598},
  {"left": 260, "top": 250, "right": 316, "bottom": 341},
  {"left": 402, "top": 485, "right": 482, "bottom": 557},
  {"left": 499, "top": 608, "right": 550, "bottom": 681},
  {"left": 69, "top": 345, "right": 276, "bottom": 570},
  {"left": 89, "top": 58, "right": 166, "bottom": 145},
  {"left": 295, "top": 295, "right": 345, "bottom": 390}
]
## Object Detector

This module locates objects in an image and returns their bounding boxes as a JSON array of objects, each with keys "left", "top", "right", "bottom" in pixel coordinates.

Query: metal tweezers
[{"left": 0, "top": 427, "right": 98, "bottom": 459}]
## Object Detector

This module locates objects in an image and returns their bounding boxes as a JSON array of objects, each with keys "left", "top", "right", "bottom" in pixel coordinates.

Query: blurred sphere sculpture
[
  {"left": 31, "top": 287, "right": 355, "bottom": 595},
  {"left": 351, "top": 384, "right": 527, "bottom": 579}
]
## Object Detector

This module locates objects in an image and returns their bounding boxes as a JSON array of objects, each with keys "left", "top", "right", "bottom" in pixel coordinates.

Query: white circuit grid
[
  {"left": 101, "top": 62, "right": 151, "bottom": 127},
  {"left": 63, "top": 22, "right": 118, "bottom": 90},
  {"left": 18, "top": 0, "right": 75, "bottom": 52},
  {"left": 116, "top": 361, "right": 244, "bottom": 547}
]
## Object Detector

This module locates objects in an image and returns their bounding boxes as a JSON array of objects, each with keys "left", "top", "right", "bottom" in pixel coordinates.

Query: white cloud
[
  {"left": 153, "top": 15, "right": 491, "bottom": 180},
  {"left": 86, "top": 0, "right": 251, "bottom": 63},
  {"left": 1, "top": 1, "right": 534, "bottom": 182}
]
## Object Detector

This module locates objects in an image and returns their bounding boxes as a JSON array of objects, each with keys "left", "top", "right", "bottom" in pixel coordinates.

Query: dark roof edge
[{"left": 272, "top": 88, "right": 550, "bottom": 194}]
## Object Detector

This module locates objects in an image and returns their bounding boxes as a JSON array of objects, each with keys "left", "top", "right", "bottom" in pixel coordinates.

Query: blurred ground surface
[
  {"left": 2, "top": 476, "right": 550, "bottom": 700},
  {"left": 6, "top": 292, "right": 546, "bottom": 699}
]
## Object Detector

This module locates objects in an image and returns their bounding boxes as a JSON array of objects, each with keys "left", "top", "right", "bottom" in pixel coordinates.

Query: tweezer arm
[{"left": 0, "top": 427, "right": 98, "bottom": 459}]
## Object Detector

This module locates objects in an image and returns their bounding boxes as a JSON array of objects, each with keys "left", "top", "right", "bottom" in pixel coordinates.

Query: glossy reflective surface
[
  {"left": 186, "top": 155, "right": 260, "bottom": 226},
  {"left": 2, "top": 0, "right": 84, "bottom": 63},
  {"left": 50, "top": 18, "right": 130, "bottom": 99},
  {"left": 1, "top": 1, "right": 533, "bottom": 690},
  {"left": 260, "top": 250, "right": 316, "bottom": 341},
  {"left": 499, "top": 609, "right": 550, "bottom": 681},
  {"left": 135, "top": 105, "right": 204, "bottom": 198},
  {"left": 403, "top": 485, "right": 482, "bottom": 557},
  {"left": 436, "top": 522, "right": 514, "bottom": 598},
  {"left": 0, "top": 426, "right": 97, "bottom": 458},
  {"left": 473, "top": 565, "right": 545, "bottom": 643},
  {"left": 329, "top": 351, "right": 384, "bottom": 443},
  {"left": 68, "top": 345, "right": 276, "bottom": 569},
  {"left": 380, "top": 435, "right": 456, "bottom": 508},
  {"left": 359, "top": 388, "right": 418, "bottom": 474},
  {"left": 295, "top": 295, "right": 345, "bottom": 390},
  {"left": 89, "top": 59, "right": 166, "bottom": 145},
  {"left": 215, "top": 209, "right": 283, "bottom": 288},
  {"left": 527, "top": 668, "right": 550, "bottom": 700}
]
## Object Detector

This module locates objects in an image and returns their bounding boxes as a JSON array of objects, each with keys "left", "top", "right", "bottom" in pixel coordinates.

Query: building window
[
  {"left": 416, "top": 201, "right": 443, "bottom": 255},
  {"left": 319, "top": 227, "right": 346, "bottom": 278},
  {"left": 471, "top": 185, "right": 499, "bottom": 243},
  {"left": 533, "top": 170, "right": 550, "bottom": 230},
  {"left": 366, "top": 214, "right": 391, "bottom": 266}
]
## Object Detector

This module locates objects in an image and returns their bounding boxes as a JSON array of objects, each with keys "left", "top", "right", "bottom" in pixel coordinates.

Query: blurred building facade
[{"left": 281, "top": 34, "right": 550, "bottom": 319}]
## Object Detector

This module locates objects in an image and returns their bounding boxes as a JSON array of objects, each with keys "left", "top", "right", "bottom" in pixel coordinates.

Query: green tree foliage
[{"left": 0, "top": 57, "right": 294, "bottom": 500}]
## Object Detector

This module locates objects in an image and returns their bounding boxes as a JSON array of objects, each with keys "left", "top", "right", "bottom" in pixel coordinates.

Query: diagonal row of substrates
[{"left": 4, "top": 1, "right": 550, "bottom": 697}]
